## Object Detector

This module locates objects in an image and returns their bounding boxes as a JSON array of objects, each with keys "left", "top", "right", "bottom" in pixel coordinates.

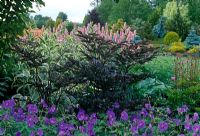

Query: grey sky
[{"left": 32, "top": 0, "right": 93, "bottom": 23}]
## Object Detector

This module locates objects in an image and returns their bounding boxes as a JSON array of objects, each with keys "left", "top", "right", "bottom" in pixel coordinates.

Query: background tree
[
  {"left": 0, "top": 0, "right": 45, "bottom": 52},
  {"left": 97, "top": 0, "right": 114, "bottom": 23},
  {"left": 83, "top": 8, "right": 104, "bottom": 26},
  {"left": 163, "top": 1, "right": 191, "bottom": 39},
  {"left": 55, "top": 17, "right": 62, "bottom": 28},
  {"left": 90, "top": 0, "right": 102, "bottom": 7},
  {"left": 108, "top": 0, "right": 152, "bottom": 24},
  {"left": 186, "top": 0, "right": 200, "bottom": 24},
  {"left": 66, "top": 21, "right": 74, "bottom": 33},
  {"left": 46, "top": 18, "right": 55, "bottom": 32},
  {"left": 56, "top": 12, "right": 68, "bottom": 22}
]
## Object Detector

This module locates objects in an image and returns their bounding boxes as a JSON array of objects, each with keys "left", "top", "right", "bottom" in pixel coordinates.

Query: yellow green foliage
[
  {"left": 188, "top": 46, "right": 200, "bottom": 54},
  {"left": 169, "top": 42, "right": 185, "bottom": 53},
  {"left": 112, "top": 18, "right": 125, "bottom": 33},
  {"left": 163, "top": 32, "right": 180, "bottom": 45}
]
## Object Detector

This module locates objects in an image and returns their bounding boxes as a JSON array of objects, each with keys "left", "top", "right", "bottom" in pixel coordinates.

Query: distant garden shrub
[
  {"left": 152, "top": 16, "right": 166, "bottom": 38},
  {"left": 163, "top": 32, "right": 180, "bottom": 45},
  {"left": 184, "top": 27, "right": 200, "bottom": 49},
  {"left": 169, "top": 42, "right": 186, "bottom": 53},
  {"left": 188, "top": 46, "right": 200, "bottom": 54},
  {"left": 111, "top": 18, "right": 125, "bottom": 33}
]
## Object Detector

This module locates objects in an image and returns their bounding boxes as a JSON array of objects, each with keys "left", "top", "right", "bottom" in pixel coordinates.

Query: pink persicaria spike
[
  {"left": 114, "top": 33, "right": 118, "bottom": 43},
  {"left": 86, "top": 24, "right": 90, "bottom": 33},
  {"left": 93, "top": 24, "right": 98, "bottom": 32},
  {"left": 102, "top": 27, "right": 105, "bottom": 35},
  {"left": 105, "top": 23, "right": 109, "bottom": 34},
  {"left": 64, "top": 29, "right": 69, "bottom": 36},
  {"left": 123, "top": 22, "right": 127, "bottom": 30},
  {"left": 137, "top": 45, "right": 141, "bottom": 50},
  {"left": 133, "top": 30, "right": 137, "bottom": 35}
]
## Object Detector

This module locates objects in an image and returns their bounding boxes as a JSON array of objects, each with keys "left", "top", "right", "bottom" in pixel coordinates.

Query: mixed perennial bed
[{"left": 0, "top": 99, "right": 200, "bottom": 136}]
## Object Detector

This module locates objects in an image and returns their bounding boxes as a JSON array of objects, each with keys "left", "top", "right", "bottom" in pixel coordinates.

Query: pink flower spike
[{"left": 171, "top": 76, "right": 176, "bottom": 81}]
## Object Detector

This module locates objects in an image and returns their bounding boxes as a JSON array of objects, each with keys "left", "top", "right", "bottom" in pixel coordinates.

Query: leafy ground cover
[{"left": 0, "top": 99, "right": 200, "bottom": 136}]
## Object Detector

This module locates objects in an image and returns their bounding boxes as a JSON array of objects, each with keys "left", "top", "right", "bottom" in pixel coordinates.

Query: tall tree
[
  {"left": 186, "top": 0, "right": 200, "bottom": 24},
  {"left": 163, "top": 1, "right": 191, "bottom": 39},
  {"left": 108, "top": 0, "right": 152, "bottom": 24},
  {"left": 97, "top": 0, "right": 114, "bottom": 23},
  {"left": 56, "top": 12, "right": 68, "bottom": 22},
  {"left": 0, "top": 0, "right": 45, "bottom": 52},
  {"left": 83, "top": 8, "right": 104, "bottom": 25}
]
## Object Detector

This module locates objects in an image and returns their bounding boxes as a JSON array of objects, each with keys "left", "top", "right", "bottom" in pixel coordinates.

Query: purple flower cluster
[
  {"left": 2, "top": 99, "right": 15, "bottom": 109},
  {"left": 27, "top": 104, "right": 38, "bottom": 114},
  {"left": 177, "top": 105, "right": 189, "bottom": 114},
  {"left": 1, "top": 100, "right": 200, "bottom": 136},
  {"left": 76, "top": 110, "right": 98, "bottom": 136},
  {"left": 158, "top": 121, "right": 168, "bottom": 132},
  {"left": 48, "top": 105, "right": 56, "bottom": 114},
  {"left": 26, "top": 114, "right": 39, "bottom": 128},
  {"left": 13, "top": 108, "right": 26, "bottom": 122},
  {"left": 120, "top": 110, "right": 129, "bottom": 121},
  {"left": 58, "top": 121, "right": 75, "bottom": 136},
  {"left": 77, "top": 109, "right": 88, "bottom": 121},
  {"left": 106, "top": 109, "right": 116, "bottom": 126},
  {"left": 44, "top": 117, "right": 57, "bottom": 125}
]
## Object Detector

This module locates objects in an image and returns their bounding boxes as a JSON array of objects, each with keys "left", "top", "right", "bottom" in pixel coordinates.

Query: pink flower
[{"left": 171, "top": 76, "right": 176, "bottom": 81}]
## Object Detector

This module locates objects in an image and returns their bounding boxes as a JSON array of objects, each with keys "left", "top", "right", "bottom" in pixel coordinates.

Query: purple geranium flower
[
  {"left": 193, "top": 112, "right": 199, "bottom": 122},
  {"left": 120, "top": 110, "right": 128, "bottom": 121},
  {"left": 13, "top": 108, "right": 26, "bottom": 122},
  {"left": 37, "top": 128, "right": 43, "bottom": 136},
  {"left": 77, "top": 109, "right": 88, "bottom": 121},
  {"left": 166, "top": 108, "right": 171, "bottom": 114},
  {"left": 177, "top": 105, "right": 188, "bottom": 114},
  {"left": 173, "top": 119, "right": 181, "bottom": 126},
  {"left": 131, "top": 124, "right": 138, "bottom": 134},
  {"left": 145, "top": 103, "right": 152, "bottom": 110},
  {"left": 0, "top": 127, "right": 5, "bottom": 135},
  {"left": 30, "top": 131, "right": 35, "bottom": 136},
  {"left": 89, "top": 113, "right": 97, "bottom": 125},
  {"left": 106, "top": 109, "right": 116, "bottom": 126},
  {"left": 86, "top": 121, "right": 95, "bottom": 136},
  {"left": 49, "top": 117, "right": 57, "bottom": 125},
  {"left": 138, "top": 119, "right": 146, "bottom": 129},
  {"left": 27, "top": 104, "right": 38, "bottom": 114},
  {"left": 184, "top": 123, "right": 191, "bottom": 131},
  {"left": 59, "top": 121, "right": 75, "bottom": 133},
  {"left": 158, "top": 121, "right": 168, "bottom": 132},
  {"left": 2, "top": 99, "right": 15, "bottom": 109},
  {"left": 79, "top": 126, "right": 85, "bottom": 133},
  {"left": 15, "top": 131, "right": 21, "bottom": 136},
  {"left": 48, "top": 105, "right": 56, "bottom": 114},
  {"left": 112, "top": 102, "right": 120, "bottom": 109},
  {"left": 140, "top": 108, "right": 148, "bottom": 117},
  {"left": 192, "top": 123, "right": 200, "bottom": 132},
  {"left": 40, "top": 99, "right": 48, "bottom": 109},
  {"left": 26, "top": 114, "right": 38, "bottom": 128},
  {"left": 2, "top": 114, "right": 10, "bottom": 121},
  {"left": 44, "top": 117, "right": 50, "bottom": 125}
]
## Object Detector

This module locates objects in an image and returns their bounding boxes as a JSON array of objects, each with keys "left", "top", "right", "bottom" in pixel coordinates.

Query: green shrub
[
  {"left": 169, "top": 42, "right": 186, "bottom": 53},
  {"left": 163, "top": 32, "right": 179, "bottom": 45},
  {"left": 167, "top": 84, "right": 200, "bottom": 108},
  {"left": 111, "top": 18, "right": 125, "bottom": 33},
  {"left": 188, "top": 46, "right": 200, "bottom": 54}
]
